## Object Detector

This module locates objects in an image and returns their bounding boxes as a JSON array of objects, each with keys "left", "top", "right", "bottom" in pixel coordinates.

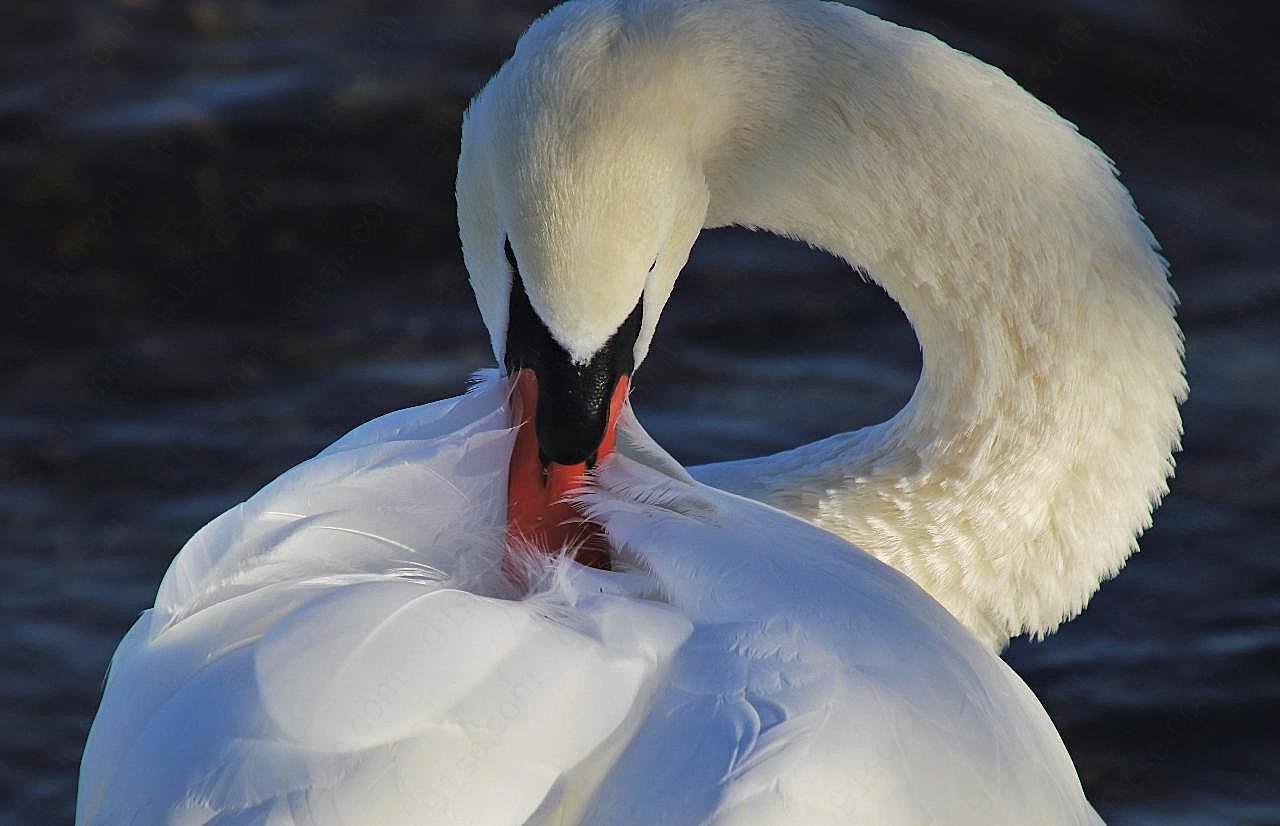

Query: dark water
[{"left": 2, "top": 1, "right": 1278, "bottom": 823}]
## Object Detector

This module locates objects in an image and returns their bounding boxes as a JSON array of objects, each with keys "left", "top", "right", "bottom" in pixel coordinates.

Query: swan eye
[
  {"left": 505, "top": 238, "right": 518, "bottom": 271},
  {"left": 649, "top": 258, "right": 657, "bottom": 272}
]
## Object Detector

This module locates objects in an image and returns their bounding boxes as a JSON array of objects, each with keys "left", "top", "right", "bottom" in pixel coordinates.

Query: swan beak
[
  {"left": 506, "top": 369, "right": 628, "bottom": 572},
  {"left": 501, "top": 264, "right": 643, "bottom": 575}
]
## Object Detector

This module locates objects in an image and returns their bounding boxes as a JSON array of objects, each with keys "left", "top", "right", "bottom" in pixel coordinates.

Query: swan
[{"left": 77, "top": 0, "right": 1185, "bottom": 823}]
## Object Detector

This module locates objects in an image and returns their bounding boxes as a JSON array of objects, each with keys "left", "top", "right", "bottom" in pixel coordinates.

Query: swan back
[{"left": 79, "top": 376, "right": 1101, "bottom": 824}]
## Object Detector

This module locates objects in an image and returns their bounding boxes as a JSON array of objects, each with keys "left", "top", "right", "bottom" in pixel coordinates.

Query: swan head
[
  {"left": 457, "top": 4, "right": 710, "bottom": 563},
  {"left": 459, "top": 7, "right": 711, "bottom": 368}
]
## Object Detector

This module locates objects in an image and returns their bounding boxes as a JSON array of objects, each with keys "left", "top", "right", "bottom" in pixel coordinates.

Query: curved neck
[{"left": 683, "top": 3, "right": 1185, "bottom": 648}]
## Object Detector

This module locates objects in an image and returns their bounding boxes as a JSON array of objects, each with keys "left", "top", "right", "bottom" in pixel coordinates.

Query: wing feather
[{"left": 80, "top": 380, "right": 1100, "bottom": 825}]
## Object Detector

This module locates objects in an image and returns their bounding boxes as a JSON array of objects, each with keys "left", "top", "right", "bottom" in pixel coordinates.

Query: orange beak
[{"left": 506, "top": 369, "right": 629, "bottom": 575}]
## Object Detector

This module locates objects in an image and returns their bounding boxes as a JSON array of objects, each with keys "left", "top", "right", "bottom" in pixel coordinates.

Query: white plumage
[
  {"left": 80, "top": 376, "right": 1101, "bottom": 824},
  {"left": 79, "top": 0, "right": 1185, "bottom": 823}
]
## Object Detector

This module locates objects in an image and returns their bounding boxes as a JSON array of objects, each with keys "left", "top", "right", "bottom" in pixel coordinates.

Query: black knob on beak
[{"left": 503, "top": 241, "right": 643, "bottom": 466}]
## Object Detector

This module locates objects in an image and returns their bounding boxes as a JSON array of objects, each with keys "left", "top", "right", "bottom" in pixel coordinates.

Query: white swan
[{"left": 77, "top": 1, "right": 1185, "bottom": 824}]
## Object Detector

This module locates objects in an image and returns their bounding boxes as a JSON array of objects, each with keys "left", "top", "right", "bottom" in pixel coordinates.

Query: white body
[
  {"left": 79, "top": 378, "right": 1101, "bottom": 824},
  {"left": 79, "top": 0, "right": 1185, "bottom": 823}
]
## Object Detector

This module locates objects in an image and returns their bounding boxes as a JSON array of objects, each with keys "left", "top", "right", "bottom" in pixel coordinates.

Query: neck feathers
[{"left": 679, "top": 1, "right": 1185, "bottom": 649}]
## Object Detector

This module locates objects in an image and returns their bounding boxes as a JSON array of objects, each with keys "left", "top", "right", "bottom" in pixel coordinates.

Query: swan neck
[{"left": 686, "top": 3, "right": 1185, "bottom": 648}]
